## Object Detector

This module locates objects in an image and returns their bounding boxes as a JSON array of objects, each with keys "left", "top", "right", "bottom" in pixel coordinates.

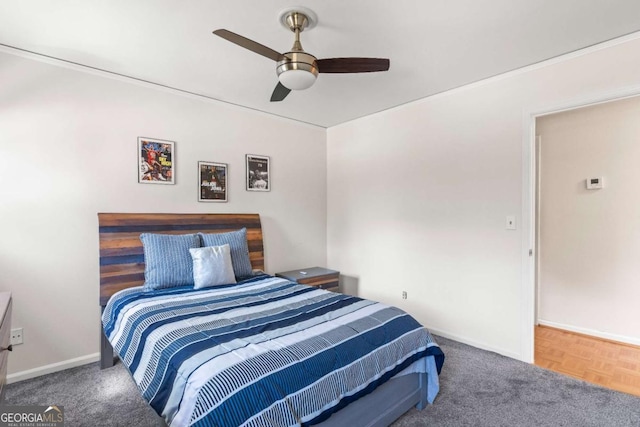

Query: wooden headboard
[{"left": 98, "top": 213, "right": 264, "bottom": 306}]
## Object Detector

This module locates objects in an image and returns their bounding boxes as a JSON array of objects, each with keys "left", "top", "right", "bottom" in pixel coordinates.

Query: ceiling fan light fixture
[
  {"left": 278, "top": 69, "right": 317, "bottom": 90},
  {"left": 276, "top": 51, "right": 318, "bottom": 90}
]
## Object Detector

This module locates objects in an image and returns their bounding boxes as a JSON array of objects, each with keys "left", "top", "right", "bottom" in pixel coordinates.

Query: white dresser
[{"left": 0, "top": 292, "right": 12, "bottom": 402}]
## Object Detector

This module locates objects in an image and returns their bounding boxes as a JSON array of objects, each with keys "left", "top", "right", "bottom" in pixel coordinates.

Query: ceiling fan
[{"left": 213, "top": 7, "right": 390, "bottom": 102}]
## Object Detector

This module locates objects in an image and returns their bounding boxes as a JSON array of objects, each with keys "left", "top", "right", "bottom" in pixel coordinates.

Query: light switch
[{"left": 506, "top": 216, "right": 516, "bottom": 230}]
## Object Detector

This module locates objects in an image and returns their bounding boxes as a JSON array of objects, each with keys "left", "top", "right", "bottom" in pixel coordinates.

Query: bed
[{"left": 99, "top": 213, "right": 444, "bottom": 427}]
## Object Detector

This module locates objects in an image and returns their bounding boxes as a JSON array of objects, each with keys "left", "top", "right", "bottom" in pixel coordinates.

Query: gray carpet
[
  {"left": 5, "top": 337, "right": 640, "bottom": 426},
  {"left": 391, "top": 338, "right": 640, "bottom": 427}
]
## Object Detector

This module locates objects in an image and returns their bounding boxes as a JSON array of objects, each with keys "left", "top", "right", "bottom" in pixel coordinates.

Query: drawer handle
[{"left": 0, "top": 345, "right": 12, "bottom": 352}]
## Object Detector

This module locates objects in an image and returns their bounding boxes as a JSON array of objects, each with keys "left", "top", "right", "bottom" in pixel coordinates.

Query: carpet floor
[{"left": 5, "top": 336, "right": 640, "bottom": 426}]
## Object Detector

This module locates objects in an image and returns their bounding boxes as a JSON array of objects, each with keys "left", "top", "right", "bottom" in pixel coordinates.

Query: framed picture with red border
[{"left": 138, "top": 137, "right": 175, "bottom": 184}]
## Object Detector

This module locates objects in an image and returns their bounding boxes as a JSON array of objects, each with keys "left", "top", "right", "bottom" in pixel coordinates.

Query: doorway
[{"left": 528, "top": 95, "right": 640, "bottom": 396}]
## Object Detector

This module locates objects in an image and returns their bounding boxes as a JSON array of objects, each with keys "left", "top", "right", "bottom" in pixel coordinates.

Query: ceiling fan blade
[
  {"left": 317, "top": 58, "right": 390, "bottom": 73},
  {"left": 270, "top": 82, "right": 291, "bottom": 102},
  {"left": 213, "top": 29, "right": 282, "bottom": 62}
]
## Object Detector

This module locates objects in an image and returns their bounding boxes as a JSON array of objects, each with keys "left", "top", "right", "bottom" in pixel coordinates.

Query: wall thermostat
[{"left": 586, "top": 177, "right": 604, "bottom": 190}]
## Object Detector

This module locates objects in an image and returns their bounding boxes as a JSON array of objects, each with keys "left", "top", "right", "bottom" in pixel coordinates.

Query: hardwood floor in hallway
[{"left": 535, "top": 325, "right": 640, "bottom": 397}]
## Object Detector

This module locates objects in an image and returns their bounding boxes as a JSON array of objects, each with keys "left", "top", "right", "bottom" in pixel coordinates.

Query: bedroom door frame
[{"left": 520, "top": 84, "right": 640, "bottom": 363}]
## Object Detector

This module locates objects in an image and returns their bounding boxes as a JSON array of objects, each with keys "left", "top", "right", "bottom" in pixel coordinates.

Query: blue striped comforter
[{"left": 102, "top": 274, "right": 444, "bottom": 427}]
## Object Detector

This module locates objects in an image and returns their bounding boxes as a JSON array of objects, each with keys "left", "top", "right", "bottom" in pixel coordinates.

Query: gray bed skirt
[{"left": 317, "top": 372, "right": 428, "bottom": 427}]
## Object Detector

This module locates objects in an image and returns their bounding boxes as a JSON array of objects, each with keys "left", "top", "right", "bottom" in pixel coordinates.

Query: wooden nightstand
[{"left": 276, "top": 267, "right": 340, "bottom": 292}]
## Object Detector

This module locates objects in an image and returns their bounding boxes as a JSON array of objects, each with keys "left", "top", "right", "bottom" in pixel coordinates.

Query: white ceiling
[{"left": 1, "top": 1, "right": 640, "bottom": 127}]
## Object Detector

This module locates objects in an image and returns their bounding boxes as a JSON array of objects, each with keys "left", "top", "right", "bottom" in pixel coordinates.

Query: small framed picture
[
  {"left": 198, "top": 161, "right": 228, "bottom": 202},
  {"left": 246, "top": 154, "right": 270, "bottom": 192},
  {"left": 138, "top": 137, "right": 175, "bottom": 184}
]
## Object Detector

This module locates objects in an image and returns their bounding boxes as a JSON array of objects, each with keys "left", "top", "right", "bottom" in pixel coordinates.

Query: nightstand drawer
[
  {"left": 298, "top": 275, "right": 339, "bottom": 291},
  {"left": 276, "top": 267, "right": 340, "bottom": 293}
]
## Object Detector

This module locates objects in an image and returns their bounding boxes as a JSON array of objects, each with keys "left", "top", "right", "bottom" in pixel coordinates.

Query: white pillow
[{"left": 189, "top": 244, "right": 237, "bottom": 289}]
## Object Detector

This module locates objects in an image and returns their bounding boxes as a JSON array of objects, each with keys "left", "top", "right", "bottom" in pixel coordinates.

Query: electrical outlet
[
  {"left": 402, "top": 291, "right": 407, "bottom": 300},
  {"left": 11, "top": 328, "right": 23, "bottom": 345}
]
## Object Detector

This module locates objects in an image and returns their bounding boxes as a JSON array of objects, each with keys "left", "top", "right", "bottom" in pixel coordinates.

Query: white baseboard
[
  {"left": 427, "top": 327, "right": 524, "bottom": 362},
  {"left": 538, "top": 319, "right": 640, "bottom": 347},
  {"left": 7, "top": 353, "right": 100, "bottom": 384}
]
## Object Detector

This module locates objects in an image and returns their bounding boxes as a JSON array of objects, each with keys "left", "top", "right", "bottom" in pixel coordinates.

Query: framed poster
[
  {"left": 138, "top": 137, "right": 175, "bottom": 184},
  {"left": 246, "top": 154, "right": 270, "bottom": 192},
  {"left": 198, "top": 161, "right": 228, "bottom": 202}
]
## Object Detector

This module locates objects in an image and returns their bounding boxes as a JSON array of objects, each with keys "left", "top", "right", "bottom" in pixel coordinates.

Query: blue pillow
[
  {"left": 140, "top": 233, "right": 200, "bottom": 290},
  {"left": 199, "top": 228, "right": 252, "bottom": 279}
]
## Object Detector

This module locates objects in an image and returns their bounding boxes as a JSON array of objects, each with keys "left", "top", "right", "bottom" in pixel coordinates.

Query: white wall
[
  {"left": 0, "top": 50, "right": 327, "bottom": 377},
  {"left": 537, "top": 96, "right": 640, "bottom": 345},
  {"left": 327, "top": 36, "right": 640, "bottom": 360}
]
